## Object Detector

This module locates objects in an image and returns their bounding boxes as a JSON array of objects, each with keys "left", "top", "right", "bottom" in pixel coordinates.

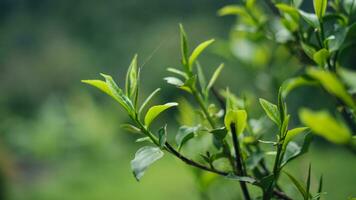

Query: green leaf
[
  {"left": 301, "top": 42, "right": 317, "bottom": 60},
  {"left": 196, "top": 62, "right": 207, "bottom": 92},
  {"left": 224, "top": 109, "right": 247, "bottom": 135},
  {"left": 328, "top": 27, "right": 348, "bottom": 52},
  {"left": 281, "top": 133, "right": 313, "bottom": 167},
  {"left": 188, "top": 39, "right": 215, "bottom": 68},
  {"left": 312, "top": 48, "right": 329, "bottom": 67},
  {"left": 167, "top": 67, "right": 188, "bottom": 79},
  {"left": 259, "top": 98, "right": 280, "bottom": 126},
  {"left": 276, "top": 3, "right": 300, "bottom": 22},
  {"left": 176, "top": 125, "right": 200, "bottom": 150},
  {"left": 281, "top": 76, "right": 317, "bottom": 98},
  {"left": 164, "top": 77, "right": 184, "bottom": 87},
  {"left": 299, "top": 10, "right": 320, "bottom": 28},
  {"left": 100, "top": 73, "right": 135, "bottom": 113},
  {"left": 284, "top": 171, "right": 308, "bottom": 199},
  {"left": 158, "top": 125, "right": 167, "bottom": 148},
  {"left": 316, "top": 175, "right": 323, "bottom": 200},
  {"left": 144, "top": 102, "right": 178, "bottom": 127},
  {"left": 138, "top": 88, "right": 161, "bottom": 116},
  {"left": 179, "top": 24, "right": 189, "bottom": 67},
  {"left": 121, "top": 124, "right": 142, "bottom": 134},
  {"left": 343, "top": 0, "right": 356, "bottom": 15},
  {"left": 313, "top": 0, "right": 328, "bottom": 19},
  {"left": 217, "top": 5, "right": 248, "bottom": 17},
  {"left": 299, "top": 109, "right": 352, "bottom": 144},
  {"left": 283, "top": 127, "right": 310, "bottom": 150},
  {"left": 307, "top": 68, "right": 355, "bottom": 108},
  {"left": 131, "top": 146, "right": 164, "bottom": 181},
  {"left": 125, "top": 54, "right": 138, "bottom": 99},
  {"left": 82, "top": 80, "right": 112, "bottom": 97},
  {"left": 206, "top": 63, "right": 224, "bottom": 91},
  {"left": 210, "top": 127, "right": 228, "bottom": 140}
]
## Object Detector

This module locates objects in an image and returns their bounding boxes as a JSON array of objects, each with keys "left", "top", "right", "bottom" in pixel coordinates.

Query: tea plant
[{"left": 83, "top": 0, "right": 356, "bottom": 199}]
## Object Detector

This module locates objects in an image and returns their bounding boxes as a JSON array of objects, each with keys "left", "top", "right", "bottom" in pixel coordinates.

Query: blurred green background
[{"left": 0, "top": 0, "right": 355, "bottom": 199}]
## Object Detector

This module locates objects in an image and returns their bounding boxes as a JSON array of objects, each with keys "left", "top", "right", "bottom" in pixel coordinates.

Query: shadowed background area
[{"left": 0, "top": 0, "right": 355, "bottom": 199}]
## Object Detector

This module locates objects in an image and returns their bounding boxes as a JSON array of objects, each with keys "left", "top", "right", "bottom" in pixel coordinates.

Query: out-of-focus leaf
[
  {"left": 246, "top": 152, "right": 264, "bottom": 170},
  {"left": 144, "top": 103, "right": 178, "bottom": 127},
  {"left": 281, "top": 76, "right": 317, "bottom": 98},
  {"left": 189, "top": 39, "right": 215, "bottom": 68},
  {"left": 210, "top": 127, "right": 228, "bottom": 140},
  {"left": 283, "top": 127, "right": 310, "bottom": 150},
  {"left": 307, "top": 68, "right": 355, "bottom": 108},
  {"left": 225, "top": 174, "right": 257, "bottom": 184},
  {"left": 158, "top": 125, "right": 167, "bottom": 148},
  {"left": 176, "top": 125, "right": 200, "bottom": 150},
  {"left": 276, "top": 3, "right": 300, "bottom": 22},
  {"left": 313, "top": 0, "right": 328, "bottom": 19},
  {"left": 306, "top": 164, "right": 312, "bottom": 199},
  {"left": 217, "top": 5, "right": 248, "bottom": 17},
  {"left": 343, "top": 0, "right": 356, "bottom": 15},
  {"left": 299, "top": 109, "right": 352, "bottom": 144},
  {"left": 299, "top": 10, "right": 320, "bottom": 28},
  {"left": 316, "top": 175, "right": 323, "bottom": 200},
  {"left": 224, "top": 109, "right": 247, "bottom": 135},
  {"left": 339, "top": 68, "right": 356, "bottom": 92},
  {"left": 131, "top": 146, "right": 164, "bottom": 181},
  {"left": 125, "top": 54, "right": 138, "bottom": 99},
  {"left": 259, "top": 98, "right": 280, "bottom": 126},
  {"left": 301, "top": 42, "right": 317, "bottom": 59},
  {"left": 313, "top": 48, "right": 329, "bottom": 67},
  {"left": 328, "top": 28, "right": 348, "bottom": 52}
]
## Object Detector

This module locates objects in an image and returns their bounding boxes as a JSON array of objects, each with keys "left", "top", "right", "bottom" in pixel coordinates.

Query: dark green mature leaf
[
  {"left": 328, "top": 27, "right": 348, "bottom": 52},
  {"left": 281, "top": 133, "right": 313, "bottom": 167},
  {"left": 210, "top": 127, "right": 228, "bottom": 140},
  {"left": 313, "top": 0, "right": 328, "bottom": 19},
  {"left": 189, "top": 39, "right": 215, "bottom": 68},
  {"left": 176, "top": 125, "right": 200, "bottom": 150},
  {"left": 125, "top": 54, "right": 138, "bottom": 99},
  {"left": 144, "top": 102, "right": 178, "bottom": 127},
  {"left": 307, "top": 68, "right": 355, "bottom": 108},
  {"left": 299, "top": 109, "right": 352, "bottom": 144},
  {"left": 284, "top": 171, "right": 308, "bottom": 199},
  {"left": 131, "top": 146, "right": 164, "bottom": 181},
  {"left": 246, "top": 152, "right": 264, "bottom": 170},
  {"left": 299, "top": 10, "right": 320, "bottom": 28},
  {"left": 259, "top": 98, "right": 280, "bottom": 126},
  {"left": 316, "top": 175, "right": 323, "bottom": 200}
]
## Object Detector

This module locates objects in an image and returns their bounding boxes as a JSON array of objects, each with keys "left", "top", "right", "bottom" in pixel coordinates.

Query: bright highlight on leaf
[
  {"left": 224, "top": 109, "right": 247, "bottom": 135},
  {"left": 299, "top": 109, "right": 352, "bottom": 144},
  {"left": 131, "top": 146, "right": 164, "bottom": 181},
  {"left": 144, "top": 102, "right": 178, "bottom": 127}
]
